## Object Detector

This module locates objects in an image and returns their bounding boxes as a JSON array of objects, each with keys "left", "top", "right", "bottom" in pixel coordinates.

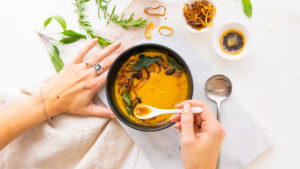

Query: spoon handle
[{"left": 161, "top": 107, "right": 203, "bottom": 114}]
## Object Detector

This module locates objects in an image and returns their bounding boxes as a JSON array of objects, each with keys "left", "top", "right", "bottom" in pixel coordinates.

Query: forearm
[{"left": 0, "top": 93, "right": 56, "bottom": 150}]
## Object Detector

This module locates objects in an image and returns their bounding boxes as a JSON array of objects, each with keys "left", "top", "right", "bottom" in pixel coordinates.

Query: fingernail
[{"left": 113, "top": 41, "right": 121, "bottom": 45}]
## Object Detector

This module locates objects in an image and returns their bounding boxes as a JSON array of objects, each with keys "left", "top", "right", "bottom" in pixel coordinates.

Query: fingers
[
  {"left": 93, "top": 71, "right": 108, "bottom": 91},
  {"left": 84, "top": 103, "right": 116, "bottom": 118},
  {"left": 170, "top": 113, "right": 181, "bottom": 122},
  {"left": 180, "top": 103, "right": 195, "bottom": 139},
  {"left": 176, "top": 100, "right": 215, "bottom": 121},
  {"left": 99, "top": 47, "right": 126, "bottom": 71},
  {"left": 174, "top": 122, "right": 181, "bottom": 130},
  {"left": 87, "top": 41, "right": 122, "bottom": 66},
  {"left": 72, "top": 39, "right": 98, "bottom": 64}
]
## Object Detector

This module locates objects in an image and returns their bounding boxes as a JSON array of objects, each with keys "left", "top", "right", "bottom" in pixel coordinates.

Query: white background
[{"left": 0, "top": 0, "right": 300, "bottom": 169}]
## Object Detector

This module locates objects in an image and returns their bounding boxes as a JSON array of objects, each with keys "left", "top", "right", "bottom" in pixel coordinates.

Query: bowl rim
[
  {"left": 212, "top": 22, "right": 252, "bottom": 60},
  {"left": 106, "top": 43, "right": 194, "bottom": 132}
]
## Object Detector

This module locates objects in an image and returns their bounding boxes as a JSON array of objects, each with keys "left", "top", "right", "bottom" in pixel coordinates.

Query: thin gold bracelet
[{"left": 40, "top": 88, "right": 54, "bottom": 127}]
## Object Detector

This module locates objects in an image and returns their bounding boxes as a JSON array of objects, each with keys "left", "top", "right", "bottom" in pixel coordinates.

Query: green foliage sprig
[
  {"left": 95, "top": 0, "right": 147, "bottom": 30},
  {"left": 74, "top": 0, "right": 111, "bottom": 47},
  {"left": 38, "top": 15, "right": 86, "bottom": 72}
]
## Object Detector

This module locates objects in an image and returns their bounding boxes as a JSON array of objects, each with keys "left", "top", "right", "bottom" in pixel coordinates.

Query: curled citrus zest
[
  {"left": 158, "top": 26, "right": 174, "bottom": 36},
  {"left": 145, "top": 22, "right": 154, "bottom": 39},
  {"left": 144, "top": 5, "right": 166, "bottom": 16}
]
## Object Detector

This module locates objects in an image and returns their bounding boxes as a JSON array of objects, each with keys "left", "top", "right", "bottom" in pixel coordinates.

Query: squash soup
[{"left": 114, "top": 50, "right": 190, "bottom": 125}]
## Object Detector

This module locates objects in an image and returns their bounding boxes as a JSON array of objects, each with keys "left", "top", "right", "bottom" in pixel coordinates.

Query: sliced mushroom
[
  {"left": 155, "top": 62, "right": 161, "bottom": 73},
  {"left": 165, "top": 68, "right": 176, "bottom": 75},
  {"left": 141, "top": 67, "right": 150, "bottom": 79},
  {"left": 159, "top": 59, "right": 169, "bottom": 69},
  {"left": 132, "top": 70, "right": 143, "bottom": 79},
  {"left": 136, "top": 96, "right": 142, "bottom": 103}
]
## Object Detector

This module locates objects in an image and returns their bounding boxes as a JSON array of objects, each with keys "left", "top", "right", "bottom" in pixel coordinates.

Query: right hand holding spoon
[{"left": 170, "top": 100, "right": 226, "bottom": 169}]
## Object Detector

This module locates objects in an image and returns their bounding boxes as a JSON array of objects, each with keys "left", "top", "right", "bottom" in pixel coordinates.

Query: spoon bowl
[
  {"left": 205, "top": 74, "right": 232, "bottom": 121},
  {"left": 134, "top": 105, "right": 203, "bottom": 120}
]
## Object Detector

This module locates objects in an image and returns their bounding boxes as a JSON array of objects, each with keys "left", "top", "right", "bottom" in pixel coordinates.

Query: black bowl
[{"left": 106, "top": 43, "right": 193, "bottom": 132}]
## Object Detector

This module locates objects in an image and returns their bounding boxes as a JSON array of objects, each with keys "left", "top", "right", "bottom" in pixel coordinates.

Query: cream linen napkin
[{"left": 0, "top": 0, "right": 162, "bottom": 168}]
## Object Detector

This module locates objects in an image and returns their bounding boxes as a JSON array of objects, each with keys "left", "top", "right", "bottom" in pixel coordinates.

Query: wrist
[{"left": 39, "top": 87, "right": 62, "bottom": 117}]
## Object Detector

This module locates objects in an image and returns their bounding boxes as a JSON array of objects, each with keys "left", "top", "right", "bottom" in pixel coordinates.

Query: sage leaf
[
  {"left": 49, "top": 45, "right": 64, "bottom": 73},
  {"left": 62, "top": 30, "right": 86, "bottom": 39},
  {"left": 242, "top": 0, "right": 252, "bottom": 17},
  {"left": 43, "top": 15, "right": 67, "bottom": 31},
  {"left": 167, "top": 57, "right": 183, "bottom": 72},
  {"left": 59, "top": 36, "right": 82, "bottom": 44},
  {"left": 43, "top": 18, "right": 52, "bottom": 28},
  {"left": 122, "top": 88, "right": 133, "bottom": 115},
  {"left": 132, "top": 56, "right": 162, "bottom": 70}
]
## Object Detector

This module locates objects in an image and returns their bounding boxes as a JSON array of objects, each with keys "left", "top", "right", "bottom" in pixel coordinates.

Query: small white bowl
[
  {"left": 181, "top": 0, "right": 217, "bottom": 34},
  {"left": 213, "top": 22, "right": 251, "bottom": 60}
]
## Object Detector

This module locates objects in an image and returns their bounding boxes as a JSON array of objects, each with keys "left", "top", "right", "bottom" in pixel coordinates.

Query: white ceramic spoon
[{"left": 134, "top": 105, "right": 203, "bottom": 119}]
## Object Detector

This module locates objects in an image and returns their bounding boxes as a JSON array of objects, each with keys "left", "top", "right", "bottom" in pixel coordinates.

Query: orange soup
[{"left": 114, "top": 50, "right": 190, "bottom": 125}]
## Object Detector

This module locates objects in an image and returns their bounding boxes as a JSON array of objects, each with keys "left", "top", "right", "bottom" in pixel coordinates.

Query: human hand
[
  {"left": 170, "top": 100, "right": 226, "bottom": 169},
  {"left": 43, "top": 39, "right": 124, "bottom": 118}
]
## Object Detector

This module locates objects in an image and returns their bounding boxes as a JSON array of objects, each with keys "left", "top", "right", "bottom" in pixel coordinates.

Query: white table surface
[{"left": 0, "top": 0, "right": 299, "bottom": 169}]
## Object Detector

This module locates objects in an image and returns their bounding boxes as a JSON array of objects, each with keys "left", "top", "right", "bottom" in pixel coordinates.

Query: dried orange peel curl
[
  {"left": 145, "top": 22, "right": 154, "bottom": 39},
  {"left": 158, "top": 26, "right": 174, "bottom": 36},
  {"left": 144, "top": 5, "right": 166, "bottom": 16}
]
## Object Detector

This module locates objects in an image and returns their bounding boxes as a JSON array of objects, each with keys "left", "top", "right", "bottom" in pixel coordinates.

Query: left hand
[{"left": 43, "top": 39, "right": 124, "bottom": 118}]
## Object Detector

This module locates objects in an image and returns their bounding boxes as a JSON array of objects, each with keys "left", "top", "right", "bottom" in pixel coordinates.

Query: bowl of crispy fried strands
[{"left": 182, "top": 0, "right": 216, "bottom": 33}]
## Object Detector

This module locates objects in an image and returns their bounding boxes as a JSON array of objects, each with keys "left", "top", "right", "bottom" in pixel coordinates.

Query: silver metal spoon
[
  {"left": 205, "top": 74, "right": 232, "bottom": 121},
  {"left": 205, "top": 74, "right": 232, "bottom": 169},
  {"left": 133, "top": 105, "right": 203, "bottom": 119}
]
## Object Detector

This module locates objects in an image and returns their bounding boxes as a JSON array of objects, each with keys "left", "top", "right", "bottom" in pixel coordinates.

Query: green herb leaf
[
  {"left": 43, "top": 18, "right": 52, "bottom": 28},
  {"left": 122, "top": 88, "right": 133, "bottom": 115},
  {"left": 59, "top": 36, "right": 82, "bottom": 44},
  {"left": 167, "top": 57, "right": 183, "bottom": 72},
  {"left": 132, "top": 56, "right": 162, "bottom": 70},
  {"left": 49, "top": 45, "right": 64, "bottom": 73},
  {"left": 62, "top": 30, "right": 87, "bottom": 39},
  {"left": 43, "top": 15, "right": 67, "bottom": 31},
  {"left": 242, "top": 0, "right": 252, "bottom": 17}
]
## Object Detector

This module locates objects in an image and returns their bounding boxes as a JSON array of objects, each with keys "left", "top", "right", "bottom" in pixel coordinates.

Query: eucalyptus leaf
[
  {"left": 167, "top": 57, "right": 183, "bottom": 72},
  {"left": 49, "top": 45, "right": 64, "bottom": 73},
  {"left": 242, "top": 0, "right": 252, "bottom": 17},
  {"left": 43, "top": 18, "right": 52, "bottom": 28},
  {"left": 59, "top": 36, "right": 82, "bottom": 44},
  {"left": 62, "top": 30, "right": 86, "bottom": 39},
  {"left": 132, "top": 56, "right": 162, "bottom": 70},
  {"left": 43, "top": 15, "right": 67, "bottom": 31},
  {"left": 122, "top": 88, "right": 133, "bottom": 115}
]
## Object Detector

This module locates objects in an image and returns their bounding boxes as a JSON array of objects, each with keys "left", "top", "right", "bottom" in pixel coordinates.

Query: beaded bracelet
[{"left": 40, "top": 88, "right": 54, "bottom": 126}]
